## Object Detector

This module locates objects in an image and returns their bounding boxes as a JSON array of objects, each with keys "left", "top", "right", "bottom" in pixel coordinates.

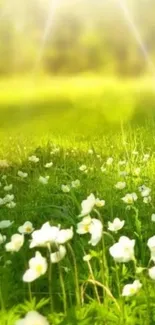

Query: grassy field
[{"left": 1, "top": 77, "right": 155, "bottom": 324}]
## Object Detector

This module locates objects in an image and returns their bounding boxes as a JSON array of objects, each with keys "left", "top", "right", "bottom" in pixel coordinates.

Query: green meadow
[{"left": 0, "top": 77, "right": 155, "bottom": 324}]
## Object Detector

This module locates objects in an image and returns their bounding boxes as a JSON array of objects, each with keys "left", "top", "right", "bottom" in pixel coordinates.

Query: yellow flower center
[{"left": 35, "top": 265, "right": 43, "bottom": 273}]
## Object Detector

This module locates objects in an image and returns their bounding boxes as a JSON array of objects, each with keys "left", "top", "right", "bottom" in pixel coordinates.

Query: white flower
[
  {"left": 88, "top": 149, "right": 93, "bottom": 155},
  {"left": 0, "top": 160, "right": 9, "bottom": 168},
  {"left": 149, "top": 266, "right": 155, "bottom": 280},
  {"left": 115, "top": 182, "right": 126, "bottom": 190},
  {"left": 95, "top": 198, "right": 105, "bottom": 208},
  {"left": 15, "top": 310, "right": 49, "bottom": 325},
  {"left": 18, "top": 171, "right": 28, "bottom": 178},
  {"left": 56, "top": 227, "right": 73, "bottom": 244},
  {"left": 151, "top": 214, "right": 155, "bottom": 222},
  {"left": 0, "top": 220, "right": 13, "bottom": 229},
  {"left": 71, "top": 179, "right": 80, "bottom": 188},
  {"left": 118, "top": 160, "right": 126, "bottom": 166},
  {"left": 83, "top": 254, "right": 92, "bottom": 262},
  {"left": 119, "top": 171, "right": 128, "bottom": 177},
  {"left": 5, "top": 234, "right": 24, "bottom": 252},
  {"left": 50, "top": 245, "right": 66, "bottom": 263},
  {"left": 50, "top": 147, "right": 60, "bottom": 155},
  {"left": 143, "top": 196, "right": 151, "bottom": 204},
  {"left": 106, "top": 157, "right": 113, "bottom": 165},
  {"left": 1, "top": 175, "right": 7, "bottom": 180},
  {"left": 23, "top": 251, "right": 47, "bottom": 282},
  {"left": 79, "top": 164, "right": 87, "bottom": 172},
  {"left": 18, "top": 221, "right": 34, "bottom": 234},
  {"left": 28, "top": 155, "right": 39, "bottom": 163},
  {"left": 3, "top": 194, "right": 14, "bottom": 204},
  {"left": 30, "top": 222, "right": 60, "bottom": 248},
  {"left": 133, "top": 168, "right": 141, "bottom": 176},
  {"left": 132, "top": 150, "right": 138, "bottom": 156},
  {"left": 139, "top": 185, "right": 151, "bottom": 197},
  {"left": 61, "top": 185, "right": 70, "bottom": 193},
  {"left": 143, "top": 154, "right": 150, "bottom": 162},
  {"left": 44, "top": 162, "right": 53, "bottom": 168},
  {"left": 109, "top": 236, "right": 135, "bottom": 263},
  {"left": 122, "top": 280, "right": 142, "bottom": 297},
  {"left": 39, "top": 176, "right": 49, "bottom": 185},
  {"left": 80, "top": 193, "right": 96, "bottom": 216},
  {"left": 101, "top": 166, "right": 106, "bottom": 173},
  {"left": 0, "top": 233, "right": 6, "bottom": 244},
  {"left": 77, "top": 216, "right": 103, "bottom": 246},
  {"left": 122, "top": 193, "right": 137, "bottom": 204},
  {"left": 147, "top": 236, "right": 155, "bottom": 262},
  {"left": 4, "top": 184, "right": 13, "bottom": 191},
  {"left": 108, "top": 218, "right": 125, "bottom": 232},
  {"left": 6, "top": 201, "right": 16, "bottom": 209}
]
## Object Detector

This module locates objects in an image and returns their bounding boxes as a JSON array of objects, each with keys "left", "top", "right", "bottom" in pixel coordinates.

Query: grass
[{"left": 1, "top": 76, "right": 155, "bottom": 324}]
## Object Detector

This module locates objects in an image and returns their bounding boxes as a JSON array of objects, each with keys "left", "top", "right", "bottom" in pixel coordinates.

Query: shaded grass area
[{"left": 0, "top": 76, "right": 155, "bottom": 142}]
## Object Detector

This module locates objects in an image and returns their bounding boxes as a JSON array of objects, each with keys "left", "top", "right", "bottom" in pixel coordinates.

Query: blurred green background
[{"left": 0, "top": 0, "right": 155, "bottom": 141}]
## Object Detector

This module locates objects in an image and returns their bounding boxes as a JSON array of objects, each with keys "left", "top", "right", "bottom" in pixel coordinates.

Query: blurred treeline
[{"left": 0, "top": 0, "right": 155, "bottom": 76}]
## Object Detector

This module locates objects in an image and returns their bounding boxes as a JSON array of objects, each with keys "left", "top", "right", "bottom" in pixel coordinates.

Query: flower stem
[
  {"left": 28, "top": 283, "right": 32, "bottom": 302},
  {"left": 67, "top": 243, "right": 81, "bottom": 306},
  {"left": 58, "top": 263, "right": 67, "bottom": 314},
  {"left": 48, "top": 246, "right": 54, "bottom": 312}
]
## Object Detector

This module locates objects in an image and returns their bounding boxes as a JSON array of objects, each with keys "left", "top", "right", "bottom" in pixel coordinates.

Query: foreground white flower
[
  {"left": 15, "top": 310, "right": 49, "bottom": 325},
  {"left": 4, "top": 184, "right": 13, "bottom": 191},
  {"left": 30, "top": 222, "right": 60, "bottom": 248},
  {"left": 0, "top": 220, "right": 13, "bottom": 229},
  {"left": 61, "top": 184, "right": 70, "bottom": 193},
  {"left": 50, "top": 245, "right": 67, "bottom": 263},
  {"left": 28, "top": 155, "right": 39, "bottom": 163},
  {"left": 18, "top": 221, "right": 34, "bottom": 234},
  {"left": 109, "top": 236, "right": 135, "bottom": 262},
  {"left": 148, "top": 266, "right": 155, "bottom": 280},
  {"left": 44, "top": 162, "right": 53, "bottom": 168},
  {"left": 56, "top": 227, "right": 73, "bottom": 244},
  {"left": 80, "top": 193, "right": 96, "bottom": 216},
  {"left": 5, "top": 234, "right": 24, "bottom": 252},
  {"left": 77, "top": 216, "right": 103, "bottom": 246},
  {"left": 122, "top": 193, "right": 137, "bottom": 204},
  {"left": 23, "top": 251, "right": 47, "bottom": 282},
  {"left": 115, "top": 182, "right": 126, "bottom": 190},
  {"left": 71, "top": 179, "right": 80, "bottom": 188},
  {"left": 17, "top": 170, "right": 28, "bottom": 178},
  {"left": 108, "top": 218, "right": 125, "bottom": 232},
  {"left": 30, "top": 222, "right": 73, "bottom": 248},
  {"left": 122, "top": 280, "right": 142, "bottom": 297}
]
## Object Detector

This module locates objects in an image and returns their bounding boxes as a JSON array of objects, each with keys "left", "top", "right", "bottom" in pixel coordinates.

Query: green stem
[
  {"left": 28, "top": 282, "right": 32, "bottom": 302},
  {"left": 67, "top": 243, "right": 80, "bottom": 306},
  {"left": 87, "top": 260, "right": 101, "bottom": 304},
  {"left": 58, "top": 263, "right": 67, "bottom": 314},
  {"left": 48, "top": 246, "right": 54, "bottom": 312}
]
